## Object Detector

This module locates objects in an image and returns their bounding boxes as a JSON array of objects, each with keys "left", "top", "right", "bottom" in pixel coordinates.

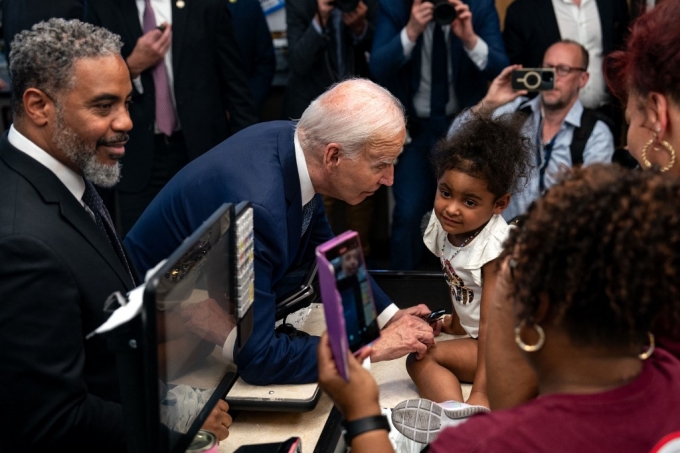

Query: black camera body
[
  {"left": 511, "top": 68, "right": 556, "bottom": 92},
  {"left": 425, "top": 0, "right": 457, "bottom": 26},
  {"left": 333, "top": 0, "right": 360, "bottom": 13}
]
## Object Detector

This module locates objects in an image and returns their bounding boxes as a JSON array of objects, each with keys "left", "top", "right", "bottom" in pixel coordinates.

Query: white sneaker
[
  {"left": 390, "top": 399, "right": 490, "bottom": 444},
  {"left": 383, "top": 407, "right": 427, "bottom": 453}
]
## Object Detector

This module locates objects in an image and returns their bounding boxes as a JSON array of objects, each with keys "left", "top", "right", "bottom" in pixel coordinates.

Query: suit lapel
[
  {"left": 121, "top": 0, "right": 144, "bottom": 43},
  {"left": 595, "top": 0, "right": 613, "bottom": 55},
  {"left": 538, "top": 0, "right": 561, "bottom": 46},
  {"left": 1, "top": 135, "right": 135, "bottom": 289},
  {"left": 279, "top": 124, "right": 303, "bottom": 263},
  {"left": 171, "top": 0, "right": 190, "bottom": 70}
]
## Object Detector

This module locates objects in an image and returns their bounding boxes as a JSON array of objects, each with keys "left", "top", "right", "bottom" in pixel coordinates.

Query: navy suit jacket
[
  {"left": 0, "top": 133, "right": 136, "bottom": 451},
  {"left": 369, "top": 0, "right": 508, "bottom": 117},
  {"left": 124, "top": 121, "right": 393, "bottom": 384}
]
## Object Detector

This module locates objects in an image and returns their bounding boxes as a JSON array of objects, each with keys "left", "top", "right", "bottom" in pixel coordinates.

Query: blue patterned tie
[
  {"left": 301, "top": 197, "right": 317, "bottom": 237},
  {"left": 82, "top": 180, "right": 135, "bottom": 284}
]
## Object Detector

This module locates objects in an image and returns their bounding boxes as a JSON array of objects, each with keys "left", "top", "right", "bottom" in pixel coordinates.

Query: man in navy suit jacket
[
  {"left": 125, "top": 79, "right": 438, "bottom": 385},
  {"left": 370, "top": 0, "right": 508, "bottom": 270}
]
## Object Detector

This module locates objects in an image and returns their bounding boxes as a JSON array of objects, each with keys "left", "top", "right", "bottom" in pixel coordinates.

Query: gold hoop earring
[
  {"left": 514, "top": 319, "right": 545, "bottom": 352},
  {"left": 639, "top": 332, "right": 655, "bottom": 360},
  {"left": 641, "top": 138, "right": 677, "bottom": 172}
]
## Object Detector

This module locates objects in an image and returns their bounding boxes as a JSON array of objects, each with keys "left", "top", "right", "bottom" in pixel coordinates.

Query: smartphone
[
  {"left": 422, "top": 309, "right": 446, "bottom": 324},
  {"left": 511, "top": 68, "right": 555, "bottom": 92},
  {"left": 316, "top": 231, "right": 380, "bottom": 380}
]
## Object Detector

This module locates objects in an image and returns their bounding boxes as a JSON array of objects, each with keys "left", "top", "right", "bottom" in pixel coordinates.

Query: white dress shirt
[{"left": 552, "top": 0, "right": 608, "bottom": 109}]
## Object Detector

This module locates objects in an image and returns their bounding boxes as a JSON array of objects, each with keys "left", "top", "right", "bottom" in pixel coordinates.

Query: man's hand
[
  {"left": 316, "top": 0, "right": 335, "bottom": 28},
  {"left": 371, "top": 314, "right": 434, "bottom": 362},
  {"left": 343, "top": 1, "right": 368, "bottom": 36},
  {"left": 474, "top": 64, "right": 528, "bottom": 114},
  {"left": 317, "top": 333, "right": 381, "bottom": 420},
  {"left": 449, "top": 0, "right": 477, "bottom": 49},
  {"left": 406, "top": 0, "right": 434, "bottom": 42},
  {"left": 125, "top": 22, "right": 172, "bottom": 78},
  {"left": 201, "top": 399, "right": 232, "bottom": 441},
  {"left": 180, "top": 298, "right": 236, "bottom": 346}
]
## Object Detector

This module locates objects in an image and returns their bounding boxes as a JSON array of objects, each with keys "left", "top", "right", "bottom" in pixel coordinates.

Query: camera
[
  {"left": 425, "top": 0, "right": 457, "bottom": 26},
  {"left": 511, "top": 68, "right": 556, "bottom": 92},
  {"left": 332, "top": 0, "right": 360, "bottom": 13}
]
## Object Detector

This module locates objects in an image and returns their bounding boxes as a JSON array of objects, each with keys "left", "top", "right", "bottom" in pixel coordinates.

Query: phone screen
[{"left": 325, "top": 236, "right": 380, "bottom": 352}]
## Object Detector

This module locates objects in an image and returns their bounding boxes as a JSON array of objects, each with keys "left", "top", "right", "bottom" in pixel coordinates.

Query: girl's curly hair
[
  {"left": 431, "top": 110, "right": 534, "bottom": 198},
  {"left": 501, "top": 164, "right": 680, "bottom": 349}
]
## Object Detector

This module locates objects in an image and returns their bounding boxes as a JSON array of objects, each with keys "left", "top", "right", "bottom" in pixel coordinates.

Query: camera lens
[
  {"left": 523, "top": 72, "right": 541, "bottom": 90},
  {"left": 432, "top": 2, "right": 457, "bottom": 26}
]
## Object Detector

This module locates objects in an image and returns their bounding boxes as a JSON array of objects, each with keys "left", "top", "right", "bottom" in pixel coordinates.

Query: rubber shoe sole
[{"left": 390, "top": 398, "right": 490, "bottom": 444}]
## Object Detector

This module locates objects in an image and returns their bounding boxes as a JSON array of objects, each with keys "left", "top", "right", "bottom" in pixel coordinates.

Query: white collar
[
  {"left": 9, "top": 125, "right": 85, "bottom": 202},
  {"left": 294, "top": 130, "right": 315, "bottom": 208}
]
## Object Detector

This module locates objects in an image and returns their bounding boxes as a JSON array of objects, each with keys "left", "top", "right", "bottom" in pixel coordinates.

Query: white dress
[{"left": 422, "top": 213, "right": 510, "bottom": 338}]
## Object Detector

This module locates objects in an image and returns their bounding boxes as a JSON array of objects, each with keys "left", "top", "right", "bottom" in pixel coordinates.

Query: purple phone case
[{"left": 316, "top": 231, "right": 379, "bottom": 381}]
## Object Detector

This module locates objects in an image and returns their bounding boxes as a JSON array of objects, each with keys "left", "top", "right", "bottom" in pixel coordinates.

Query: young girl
[{"left": 405, "top": 111, "right": 533, "bottom": 410}]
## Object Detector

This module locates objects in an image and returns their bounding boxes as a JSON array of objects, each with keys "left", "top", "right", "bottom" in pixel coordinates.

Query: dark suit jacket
[
  {"left": 86, "top": 0, "right": 258, "bottom": 192},
  {"left": 124, "top": 121, "right": 393, "bottom": 385},
  {"left": 503, "top": 0, "right": 630, "bottom": 68},
  {"left": 226, "top": 0, "right": 276, "bottom": 112},
  {"left": 0, "top": 133, "right": 136, "bottom": 451},
  {"left": 370, "top": 0, "right": 508, "bottom": 118},
  {"left": 2, "top": 0, "right": 84, "bottom": 59},
  {"left": 283, "top": 0, "right": 378, "bottom": 119}
]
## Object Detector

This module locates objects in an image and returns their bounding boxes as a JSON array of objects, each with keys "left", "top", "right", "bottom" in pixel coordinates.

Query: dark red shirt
[{"left": 430, "top": 348, "right": 680, "bottom": 453}]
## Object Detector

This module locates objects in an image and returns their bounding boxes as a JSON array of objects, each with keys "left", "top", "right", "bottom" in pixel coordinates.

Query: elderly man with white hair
[{"left": 125, "top": 78, "right": 438, "bottom": 385}]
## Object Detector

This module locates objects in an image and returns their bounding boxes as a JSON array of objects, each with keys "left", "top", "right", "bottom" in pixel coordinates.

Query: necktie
[
  {"left": 142, "top": 0, "right": 177, "bottom": 137},
  {"left": 82, "top": 180, "right": 135, "bottom": 284},
  {"left": 329, "top": 8, "right": 347, "bottom": 80},
  {"left": 430, "top": 24, "right": 449, "bottom": 118},
  {"left": 301, "top": 197, "right": 317, "bottom": 237}
]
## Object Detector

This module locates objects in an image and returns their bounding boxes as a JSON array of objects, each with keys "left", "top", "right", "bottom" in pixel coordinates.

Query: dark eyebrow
[
  {"left": 88, "top": 91, "right": 133, "bottom": 104},
  {"left": 462, "top": 192, "right": 483, "bottom": 201}
]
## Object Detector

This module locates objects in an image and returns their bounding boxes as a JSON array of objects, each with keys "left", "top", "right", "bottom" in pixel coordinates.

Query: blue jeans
[{"left": 390, "top": 117, "right": 448, "bottom": 270}]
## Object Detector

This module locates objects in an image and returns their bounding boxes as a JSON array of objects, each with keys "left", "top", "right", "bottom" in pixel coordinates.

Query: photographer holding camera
[
  {"left": 449, "top": 40, "right": 614, "bottom": 222},
  {"left": 369, "top": 0, "right": 508, "bottom": 270}
]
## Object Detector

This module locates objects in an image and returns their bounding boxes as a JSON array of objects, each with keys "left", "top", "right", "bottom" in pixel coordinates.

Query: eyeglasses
[{"left": 542, "top": 64, "right": 587, "bottom": 77}]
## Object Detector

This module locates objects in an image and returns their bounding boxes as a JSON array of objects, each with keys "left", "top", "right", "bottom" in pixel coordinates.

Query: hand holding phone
[{"left": 422, "top": 309, "right": 446, "bottom": 324}]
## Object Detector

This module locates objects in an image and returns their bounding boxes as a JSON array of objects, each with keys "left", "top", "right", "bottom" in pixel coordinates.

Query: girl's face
[{"left": 434, "top": 169, "right": 509, "bottom": 243}]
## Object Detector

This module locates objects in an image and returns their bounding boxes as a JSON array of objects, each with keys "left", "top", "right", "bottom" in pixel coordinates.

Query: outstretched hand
[
  {"left": 475, "top": 65, "right": 528, "bottom": 113},
  {"left": 371, "top": 311, "right": 435, "bottom": 362}
]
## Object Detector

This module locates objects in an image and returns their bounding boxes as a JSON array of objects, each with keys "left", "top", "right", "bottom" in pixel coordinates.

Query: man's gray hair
[
  {"left": 296, "top": 78, "right": 406, "bottom": 160},
  {"left": 9, "top": 18, "right": 123, "bottom": 118}
]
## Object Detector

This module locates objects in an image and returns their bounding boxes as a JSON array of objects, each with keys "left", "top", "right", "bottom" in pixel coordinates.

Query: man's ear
[
  {"left": 323, "top": 143, "right": 342, "bottom": 171},
  {"left": 493, "top": 193, "right": 511, "bottom": 215},
  {"left": 578, "top": 71, "right": 589, "bottom": 90},
  {"left": 22, "top": 88, "right": 54, "bottom": 127}
]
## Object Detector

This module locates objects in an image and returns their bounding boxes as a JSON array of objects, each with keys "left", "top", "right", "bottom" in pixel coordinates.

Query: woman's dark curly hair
[
  {"left": 431, "top": 110, "right": 534, "bottom": 198},
  {"left": 501, "top": 164, "right": 680, "bottom": 350}
]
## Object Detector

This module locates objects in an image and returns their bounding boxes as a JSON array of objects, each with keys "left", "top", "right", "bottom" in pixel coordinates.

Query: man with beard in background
[{"left": 448, "top": 40, "right": 614, "bottom": 221}]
